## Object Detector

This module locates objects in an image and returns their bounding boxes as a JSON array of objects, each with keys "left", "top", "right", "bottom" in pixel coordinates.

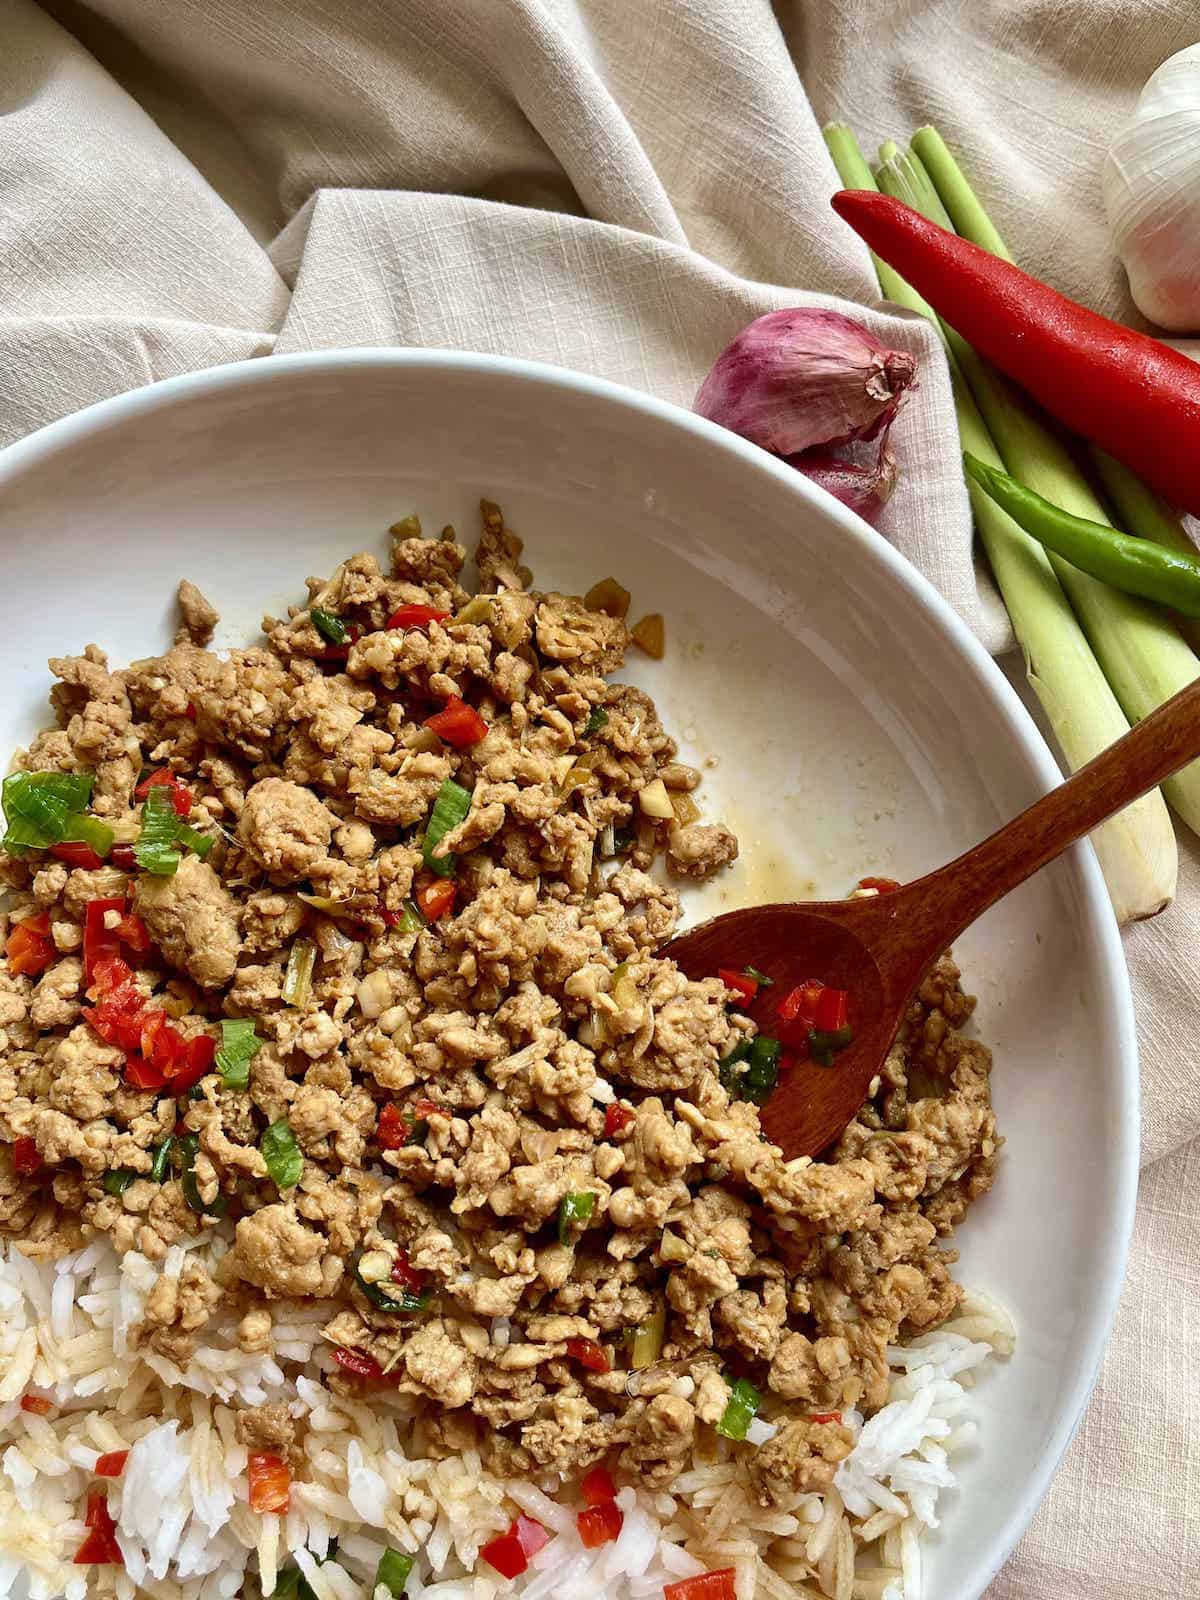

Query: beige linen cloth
[{"left": 2, "top": 0, "right": 1198, "bottom": 1593}]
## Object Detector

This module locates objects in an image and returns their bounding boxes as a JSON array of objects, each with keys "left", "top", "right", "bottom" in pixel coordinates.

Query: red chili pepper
[
  {"left": 423, "top": 696, "right": 489, "bottom": 748},
  {"left": 110, "top": 844, "right": 137, "bottom": 872},
  {"left": 184, "top": 703, "right": 197, "bottom": 722},
  {"left": 376, "top": 1103, "right": 407, "bottom": 1150},
  {"left": 123, "top": 1053, "right": 167, "bottom": 1091},
  {"left": 604, "top": 1102, "right": 635, "bottom": 1138},
  {"left": 480, "top": 1517, "right": 548, "bottom": 1580},
  {"left": 391, "top": 1250, "right": 427, "bottom": 1293},
  {"left": 811, "top": 986, "right": 849, "bottom": 1032},
  {"left": 387, "top": 603, "right": 450, "bottom": 631},
  {"left": 12, "top": 1136, "right": 43, "bottom": 1176},
  {"left": 779, "top": 980, "right": 824, "bottom": 1026},
  {"left": 664, "top": 1571, "right": 736, "bottom": 1600},
  {"left": 94, "top": 1450, "right": 130, "bottom": 1477},
  {"left": 51, "top": 842, "right": 105, "bottom": 870},
  {"left": 580, "top": 1464, "right": 617, "bottom": 1506},
  {"left": 20, "top": 1394, "right": 52, "bottom": 1414},
  {"left": 116, "top": 912, "right": 152, "bottom": 955},
  {"left": 810, "top": 1411, "right": 843, "bottom": 1425},
  {"left": 135, "top": 769, "right": 193, "bottom": 817},
  {"left": 74, "top": 1492, "right": 123, "bottom": 1565},
  {"left": 330, "top": 1346, "right": 386, "bottom": 1381},
  {"left": 415, "top": 878, "right": 456, "bottom": 922},
  {"left": 162, "top": 1033, "right": 217, "bottom": 1094},
  {"left": 565, "top": 1337, "right": 611, "bottom": 1373},
  {"left": 379, "top": 906, "right": 402, "bottom": 927},
  {"left": 577, "top": 1499, "right": 623, "bottom": 1548},
  {"left": 83, "top": 899, "right": 127, "bottom": 984},
  {"left": 6, "top": 913, "right": 55, "bottom": 978},
  {"left": 830, "top": 188, "right": 1200, "bottom": 518},
  {"left": 857, "top": 876, "right": 900, "bottom": 894},
  {"left": 717, "top": 969, "right": 758, "bottom": 1005},
  {"left": 247, "top": 1451, "right": 290, "bottom": 1513},
  {"left": 412, "top": 1097, "right": 449, "bottom": 1118}
]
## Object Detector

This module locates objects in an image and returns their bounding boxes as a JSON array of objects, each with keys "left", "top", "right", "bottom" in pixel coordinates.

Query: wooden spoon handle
[{"left": 904, "top": 674, "right": 1200, "bottom": 965}]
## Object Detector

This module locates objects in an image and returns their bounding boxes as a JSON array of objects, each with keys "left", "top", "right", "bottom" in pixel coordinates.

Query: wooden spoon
[{"left": 666, "top": 675, "right": 1200, "bottom": 1159}]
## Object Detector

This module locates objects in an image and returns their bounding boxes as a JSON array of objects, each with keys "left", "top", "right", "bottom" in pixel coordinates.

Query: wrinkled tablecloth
[{"left": 2, "top": 1, "right": 1198, "bottom": 1594}]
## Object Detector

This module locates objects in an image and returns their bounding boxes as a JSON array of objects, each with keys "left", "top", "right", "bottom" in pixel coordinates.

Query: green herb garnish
[
  {"left": 557, "top": 1190, "right": 596, "bottom": 1246},
  {"left": 102, "top": 1168, "right": 136, "bottom": 1196},
  {"left": 584, "top": 706, "right": 609, "bottom": 735}
]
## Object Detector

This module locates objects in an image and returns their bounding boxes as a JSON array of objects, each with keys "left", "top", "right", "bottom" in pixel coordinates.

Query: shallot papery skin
[
  {"left": 789, "top": 435, "right": 898, "bottom": 523},
  {"left": 694, "top": 308, "right": 917, "bottom": 457}
]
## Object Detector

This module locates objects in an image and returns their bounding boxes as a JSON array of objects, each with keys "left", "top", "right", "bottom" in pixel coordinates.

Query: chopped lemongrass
[
  {"left": 630, "top": 1302, "right": 665, "bottom": 1369},
  {"left": 831, "top": 121, "right": 1176, "bottom": 922},
  {"left": 281, "top": 938, "right": 317, "bottom": 1007},
  {"left": 423, "top": 778, "right": 472, "bottom": 878},
  {"left": 907, "top": 125, "right": 1200, "bottom": 844},
  {"left": 637, "top": 778, "right": 674, "bottom": 819},
  {"left": 671, "top": 792, "right": 701, "bottom": 827},
  {"left": 631, "top": 613, "right": 665, "bottom": 658},
  {"left": 584, "top": 577, "right": 632, "bottom": 619}
]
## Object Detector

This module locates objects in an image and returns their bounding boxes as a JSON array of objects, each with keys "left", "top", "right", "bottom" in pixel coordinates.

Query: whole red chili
[{"left": 831, "top": 189, "right": 1200, "bottom": 517}]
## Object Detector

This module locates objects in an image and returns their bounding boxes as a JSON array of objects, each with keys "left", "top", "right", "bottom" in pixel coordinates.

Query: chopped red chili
[
  {"left": 717, "top": 968, "right": 758, "bottom": 1005},
  {"left": 577, "top": 1499, "right": 623, "bottom": 1548},
  {"left": 778, "top": 980, "right": 825, "bottom": 1026},
  {"left": 110, "top": 844, "right": 137, "bottom": 872},
  {"left": 12, "top": 1137, "right": 43, "bottom": 1176},
  {"left": 247, "top": 1451, "right": 290, "bottom": 1513},
  {"left": 810, "top": 1411, "right": 843, "bottom": 1424},
  {"left": 857, "top": 876, "right": 901, "bottom": 893},
  {"left": 664, "top": 1571, "right": 737, "bottom": 1600},
  {"left": 580, "top": 1463, "right": 617, "bottom": 1505},
  {"left": 480, "top": 1516, "right": 548, "bottom": 1580},
  {"left": 423, "top": 696, "right": 488, "bottom": 748},
  {"left": 391, "top": 1250, "right": 427, "bottom": 1293},
  {"left": 811, "top": 986, "right": 849, "bottom": 1033},
  {"left": 74, "top": 1492, "right": 122, "bottom": 1566},
  {"left": 604, "top": 1102, "right": 636, "bottom": 1138},
  {"left": 20, "top": 1394, "right": 52, "bottom": 1415},
  {"left": 6, "top": 913, "right": 55, "bottom": 978},
  {"left": 330, "top": 1346, "right": 386, "bottom": 1381},
  {"left": 50, "top": 841, "right": 105, "bottom": 870},
  {"left": 387, "top": 603, "right": 450, "bottom": 631},
  {"left": 135, "top": 769, "right": 193, "bottom": 817},
  {"left": 415, "top": 878, "right": 456, "bottom": 922},
  {"left": 183, "top": 703, "right": 197, "bottom": 722},
  {"left": 83, "top": 898, "right": 128, "bottom": 984},
  {"left": 94, "top": 1450, "right": 130, "bottom": 1477},
  {"left": 376, "top": 1103, "right": 407, "bottom": 1150},
  {"left": 565, "top": 1337, "right": 611, "bottom": 1373}
]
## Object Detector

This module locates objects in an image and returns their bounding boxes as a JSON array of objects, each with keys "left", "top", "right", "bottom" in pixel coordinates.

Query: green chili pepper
[
  {"left": 422, "top": 778, "right": 472, "bottom": 878},
  {"left": 261, "top": 1117, "right": 304, "bottom": 1190},
  {"left": 215, "top": 1019, "right": 261, "bottom": 1090},
  {"left": 149, "top": 1137, "right": 175, "bottom": 1183},
  {"left": 584, "top": 706, "right": 609, "bottom": 735},
  {"left": 178, "top": 1132, "right": 227, "bottom": 1217},
  {"left": 354, "top": 1264, "right": 430, "bottom": 1314},
  {"left": 717, "top": 1037, "right": 752, "bottom": 1095},
  {"left": 809, "top": 1024, "right": 854, "bottom": 1067},
  {"left": 964, "top": 452, "right": 1200, "bottom": 617},
  {"left": 310, "top": 608, "right": 349, "bottom": 646},
  {"left": 743, "top": 966, "right": 774, "bottom": 989},
  {"left": 715, "top": 1375, "right": 761, "bottom": 1441},
  {"left": 557, "top": 1190, "right": 596, "bottom": 1246},
  {"left": 102, "top": 1168, "right": 136, "bottom": 1196},
  {"left": 375, "top": 1549, "right": 415, "bottom": 1597},
  {"left": 719, "top": 1034, "right": 780, "bottom": 1103}
]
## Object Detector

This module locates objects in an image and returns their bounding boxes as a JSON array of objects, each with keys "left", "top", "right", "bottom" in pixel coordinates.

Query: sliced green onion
[
  {"left": 422, "top": 778, "right": 472, "bottom": 878},
  {"left": 375, "top": 1549, "right": 415, "bottom": 1597},
  {"left": 261, "top": 1117, "right": 304, "bottom": 1190},
  {"left": 398, "top": 900, "right": 424, "bottom": 935},
  {"left": 60, "top": 812, "right": 115, "bottom": 856},
  {"left": 2, "top": 771, "right": 95, "bottom": 852},
  {"left": 310, "top": 608, "right": 348, "bottom": 646},
  {"left": 809, "top": 1024, "right": 854, "bottom": 1068},
  {"left": 134, "top": 785, "right": 182, "bottom": 876},
  {"left": 716, "top": 1376, "right": 761, "bottom": 1441},
  {"left": 179, "top": 1132, "right": 228, "bottom": 1217},
  {"left": 102, "top": 1168, "right": 136, "bottom": 1196},
  {"left": 282, "top": 938, "right": 317, "bottom": 1007},
  {"left": 630, "top": 1301, "right": 665, "bottom": 1370},
  {"left": 743, "top": 966, "right": 773, "bottom": 989},
  {"left": 584, "top": 706, "right": 609, "bottom": 735},
  {"left": 355, "top": 1264, "right": 430, "bottom": 1315},
  {"left": 149, "top": 1137, "right": 175, "bottom": 1182},
  {"left": 557, "top": 1190, "right": 595, "bottom": 1246},
  {"left": 175, "top": 822, "right": 214, "bottom": 859},
  {"left": 215, "top": 1019, "right": 261, "bottom": 1090}
]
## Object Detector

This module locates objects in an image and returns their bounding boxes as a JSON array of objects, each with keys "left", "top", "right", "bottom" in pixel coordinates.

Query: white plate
[{"left": 0, "top": 350, "right": 1137, "bottom": 1600}]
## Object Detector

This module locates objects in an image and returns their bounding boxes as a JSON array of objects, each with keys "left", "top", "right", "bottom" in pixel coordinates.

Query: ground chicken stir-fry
[{"left": 0, "top": 502, "right": 1000, "bottom": 1508}]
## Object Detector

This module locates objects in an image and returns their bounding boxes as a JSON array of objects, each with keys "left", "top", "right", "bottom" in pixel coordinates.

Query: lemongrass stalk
[
  {"left": 909, "top": 126, "right": 1200, "bottom": 839},
  {"left": 1091, "top": 450, "right": 1200, "bottom": 652},
  {"left": 823, "top": 125, "right": 1176, "bottom": 918}
]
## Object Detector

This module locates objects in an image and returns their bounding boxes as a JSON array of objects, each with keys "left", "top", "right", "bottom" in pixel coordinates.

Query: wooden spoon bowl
[{"left": 666, "top": 674, "right": 1200, "bottom": 1159}]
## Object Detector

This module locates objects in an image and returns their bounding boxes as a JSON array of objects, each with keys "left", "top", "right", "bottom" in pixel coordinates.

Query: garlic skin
[
  {"left": 694, "top": 308, "right": 916, "bottom": 456},
  {"left": 1104, "top": 45, "right": 1200, "bottom": 333}
]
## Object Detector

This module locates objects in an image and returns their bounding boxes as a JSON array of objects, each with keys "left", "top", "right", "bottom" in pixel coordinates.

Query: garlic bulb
[{"left": 1104, "top": 45, "right": 1200, "bottom": 333}]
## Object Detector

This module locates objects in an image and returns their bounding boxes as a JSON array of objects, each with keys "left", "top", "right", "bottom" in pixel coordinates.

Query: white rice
[{"left": 0, "top": 1242, "right": 1013, "bottom": 1600}]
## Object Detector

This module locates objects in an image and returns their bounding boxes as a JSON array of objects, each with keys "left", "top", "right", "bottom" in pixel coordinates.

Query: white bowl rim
[{"left": 0, "top": 346, "right": 1139, "bottom": 1596}]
